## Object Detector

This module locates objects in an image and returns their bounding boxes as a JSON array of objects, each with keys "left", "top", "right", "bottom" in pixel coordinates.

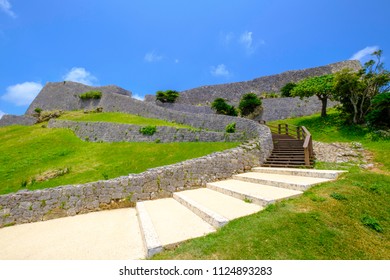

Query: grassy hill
[
  {"left": 152, "top": 110, "right": 390, "bottom": 260},
  {"left": 0, "top": 112, "right": 238, "bottom": 195}
]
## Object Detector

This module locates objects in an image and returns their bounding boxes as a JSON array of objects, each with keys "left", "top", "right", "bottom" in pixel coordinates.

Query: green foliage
[
  {"left": 211, "top": 98, "right": 238, "bottom": 116},
  {"left": 139, "top": 125, "right": 157, "bottom": 135},
  {"left": 238, "top": 93, "right": 262, "bottom": 116},
  {"left": 156, "top": 90, "right": 179, "bottom": 103},
  {"left": 225, "top": 122, "right": 236, "bottom": 133},
  {"left": 291, "top": 74, "right": 334, "bottom": 117},
  {"left": 34, "top": 107, "right": 42, "bottom": 114},
  {"left": 330, "top": 192, "right": 347, "bottom": 201},
  {"left": 361, "top": 215, "right": 383, "bottom": 233},
  {"left": 280, "top": 82, "right": 297, "bottom": 97},
  {"left": 79, "top": 90, "right": 102, "bottom": 100},
  {"left": 334, "top": 50, "right": 390, "bottom": 125},
  {"left": 365, "top": 92, "right": 390, "bottom": 128}
]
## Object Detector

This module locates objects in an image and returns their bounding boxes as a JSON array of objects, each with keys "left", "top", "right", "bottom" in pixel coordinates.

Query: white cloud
[
  {"left": 0, "top": 110, "right": 5, "bottom": 119},
  {"left": 211, "top": 64, "right": 230, "bottom": 77},
  {"left": 63, "top": 67, "right": 98, "bottom": 85},
  {"left": 1, "top": 82, "right": 43, "bottom": 106},
  {"left": 239, "top": 31, "right": 265, "bottom": 55},
  {"left": 132, "top": 93, "right": 144, "bottom": 101},
  {"left": 144, "top": 51, "right": 163, "bottom": 63},
  {"left": 0, "top": 0, "right": 16, "bottom": 18},
  {"left": 350, "top": 46, "right": 380, "bottom": 61}
]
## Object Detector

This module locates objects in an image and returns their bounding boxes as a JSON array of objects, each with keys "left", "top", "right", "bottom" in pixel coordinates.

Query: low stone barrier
[
  {"left": 0, "top": 140, "right": 265, "bottom": 227},
  {"left": 48, "top": 120, "right": 247, "bottom": 143}
]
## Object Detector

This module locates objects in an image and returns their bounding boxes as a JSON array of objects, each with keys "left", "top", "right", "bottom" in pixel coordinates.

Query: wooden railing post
[
  {"left": 296, "top": 127, "right": 301, "bottom": 140},
  {"left": 285, "top": 124, "right": 289, "bottom": 135},
  {"left": 278, "top": 124, "right": 281, "bottom": 134}
]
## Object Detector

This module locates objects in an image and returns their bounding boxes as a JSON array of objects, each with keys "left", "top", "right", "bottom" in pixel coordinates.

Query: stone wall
[
  {"left": 0, "top": 141, "right": 264, "bottom": 228},
  {"left": 48, "top": 119, "right": 247, "bottom": 143},
  {"left": 173, "top": 60, "right": 362, "bottom": 105},
  {"left": 146, "top": 96, "right": 338, "bottom": 121},
  {"left": 0, "top": 115, "right": 37, "bottom": 127},
  {"left": 25, "top": 81, "right": 132, "bottom": 115}
]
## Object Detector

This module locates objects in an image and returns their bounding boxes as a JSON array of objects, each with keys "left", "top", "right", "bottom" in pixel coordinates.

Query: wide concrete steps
[{"left": 136, "top": 167, "right": 344, "bottom": 258}]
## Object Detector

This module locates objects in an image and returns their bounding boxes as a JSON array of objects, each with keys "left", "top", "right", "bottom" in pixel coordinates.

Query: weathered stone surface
[
  {"left": 25, "top": 81, "right": 132, "bottom": 114},
  {"left": 0, "top": 115, "right": 37, "bottom": 127},
  {"left": 48, "top": 119, "right": 247, "bottom": 143},
  {"left": 171, "top": 60, "right": 362, "bottom": 106}
]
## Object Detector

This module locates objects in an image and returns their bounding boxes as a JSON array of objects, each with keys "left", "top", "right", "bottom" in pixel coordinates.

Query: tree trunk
[{"left": 319, "top": 96, "right": 327, "bottom": 117}]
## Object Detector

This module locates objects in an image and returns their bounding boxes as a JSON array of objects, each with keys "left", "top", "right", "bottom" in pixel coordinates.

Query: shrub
[
  {"left": 79, "top": 90, "right": 102, "bottom": 100},
  {"left": 225, "top": 122, "right": 236, "bottom": 133},
  {"left": 361, "top": 215, "right": 383, "bottom": 233},
  {"left": 211, "top": 98, "right": 238, "bottom": 116},
  {"left": 139, "top": 125, "right": 157, "bottom": 135},
  {"left": 280, "top": 82, "right": 297, "bottom": 97},
  {"left": 156, "top": 90, "right": 179, "bottom": 103},
  {"left": 34, "top": 107, "right": 42, "bottom": 114},
  {"left": 239, "top": 93, "right": 262, "bottom": 116}
]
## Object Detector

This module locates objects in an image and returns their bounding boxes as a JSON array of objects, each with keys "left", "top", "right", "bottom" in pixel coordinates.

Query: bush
[
  {"left": 365, "top": 92, "right": 390, "bottom": 128},
  {"left": 211, "top": 98, "right": 238, "bottom": 116},
  {"left": 79, "top": 91, "right": 102, "bottom": 100},
  {"left": 225, "top": 122, "right": 236, "bottom": 133},
  {"left": 34, "top": 107, "right": 42, "bottom": 114},
  {"left": 239, "top": 93, "right": 262, "bottom": 116},
  {"left": 156, "top": 90, "right": 179, "bottom": 103},
  {"left": 280, "top": 82, "right": 297, "bottom": 97},
  {"left": 139, "top": 125, "right": 157, "bottom": 135}
]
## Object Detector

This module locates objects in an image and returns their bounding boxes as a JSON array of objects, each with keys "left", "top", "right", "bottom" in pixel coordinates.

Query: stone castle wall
[
  {"left": 173, "top": 60, "right": 361, "bottom": 105},
  {"left": 48, "top": 119, "right": 248, "bottom": 143}
]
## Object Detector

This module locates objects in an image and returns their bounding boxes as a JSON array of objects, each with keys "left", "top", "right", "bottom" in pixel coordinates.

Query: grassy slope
[
  {"left": 58, "top": 111, "right": 192, "bottom": 128},
  {"left": 152, "top": 110, "right": 390, "bottom": 260},
  {"left": 0, "top": 123, "right": 237, "bottom": 195}
]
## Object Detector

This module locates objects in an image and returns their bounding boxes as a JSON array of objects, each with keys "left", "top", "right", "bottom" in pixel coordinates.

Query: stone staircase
[{"left": 136, "top": 167, "right": 345, "bottom": 258}]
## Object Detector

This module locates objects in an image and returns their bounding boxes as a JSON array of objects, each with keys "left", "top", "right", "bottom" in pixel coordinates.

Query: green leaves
[{"left": 156, "top": 90, "right": 179, "bottom": 103}]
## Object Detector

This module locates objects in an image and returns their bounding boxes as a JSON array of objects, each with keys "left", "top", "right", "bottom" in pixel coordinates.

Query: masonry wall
[
  {"left": 48, "top": 119, "right": 248, "bottom": 143},
  {"left": 0, "top": 141, "right": 265, "bottom": 227}
]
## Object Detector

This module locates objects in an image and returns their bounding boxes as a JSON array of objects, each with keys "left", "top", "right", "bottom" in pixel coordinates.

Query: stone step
[
  {"left": 136, "top": 198, "right": 215, "bottom": 257},
  {"left": 173, "top": 188, "right": 262, "bottom": 227},
  {"left": 252, "top": 167, "right": 346, "bottom": 179},
  {"left": 207, "top": 179, "right": 302, "bottom": 207},
  {"left": 233, "top": 172, "right": 332, "bottom": 191}
]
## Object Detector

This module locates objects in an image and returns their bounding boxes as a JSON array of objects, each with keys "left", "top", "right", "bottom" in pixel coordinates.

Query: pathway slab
[
  {"left": 141, "top": 198, "right": 215, "bottom": 247},
  {"left": 252, "top": 167, "right": 346, "bottom": 179},
  {"left": 174, "top": 188, "right": 262, "bottom": 223},
  {"left": 207, "top": 179, "right": 302, "bottom": 206},
  {"left": 0, "top": 208, "right": 145, "bottom": 260},
  {"left": 233, "top": 172, "right": 332, "bottom": 191}
]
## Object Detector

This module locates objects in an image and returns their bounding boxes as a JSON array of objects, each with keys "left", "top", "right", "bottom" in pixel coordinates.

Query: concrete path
[{"left": 0, "top": 167, "right": 345, "bottom": 260}]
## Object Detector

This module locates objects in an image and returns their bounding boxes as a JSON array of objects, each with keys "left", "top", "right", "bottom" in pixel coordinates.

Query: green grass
[
  {"left": 58, "top": 111, "right": 192, "bottom": 128},
  {"left": 0, "top": 124, "right": 238, "bottom": 195},
  {"left": 152, "top": 110, "right": 390, "bottom": 260}
]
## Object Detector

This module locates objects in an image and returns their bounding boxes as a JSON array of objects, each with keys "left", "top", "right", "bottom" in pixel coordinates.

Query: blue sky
[{"left": 1, "top": 0, "right": 389, "bottom": 117}]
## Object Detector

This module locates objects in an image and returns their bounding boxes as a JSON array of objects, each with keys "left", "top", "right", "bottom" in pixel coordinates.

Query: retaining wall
[{"left": 48, "top": 120, "right": 247, "bottom": 143}]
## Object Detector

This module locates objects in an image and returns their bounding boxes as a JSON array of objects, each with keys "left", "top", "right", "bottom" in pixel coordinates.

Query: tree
[
  {"left": 238, "top": 93, "right": 262, "bottom": 116},
  {"left": 365, "top": 92, "right": 390, "bottom": 127},
  {"left": 280, "top": 82, "right": 297, "bottom": 97},
  {"left": 291, "top": 74, "right": 334, "bottom": 117},
  {"left": 156, "top": 90, "right": 179, "bottom": 103},
  {"left": 211, "top": 98, "right": 238, "bottom": 116},
  {"left": 334, "top": 50, "right": 390, "bottom": 124}
]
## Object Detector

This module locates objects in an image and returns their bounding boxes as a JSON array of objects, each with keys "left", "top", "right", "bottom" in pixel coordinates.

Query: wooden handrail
[{"left": 301, "top": 126, "right": 313, "bottom": 166}]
